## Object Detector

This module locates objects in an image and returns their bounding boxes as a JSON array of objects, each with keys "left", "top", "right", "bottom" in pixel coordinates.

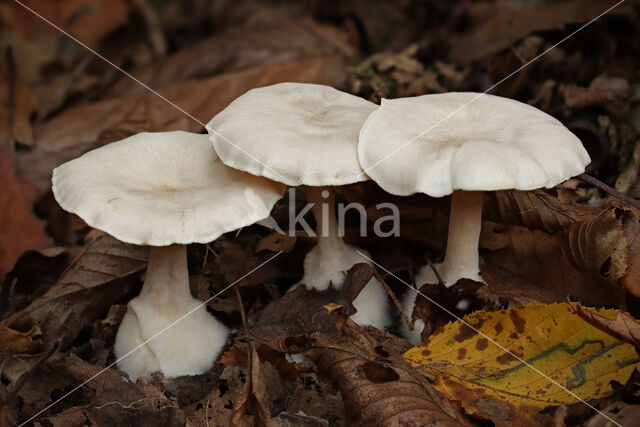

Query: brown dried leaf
[
  {"left": 3, "top": 234, "right": 147, "bottom": 348},
  {"left": 561, "top": 203, "right": 640, "bottom": 296},
  {"left": 483, "top": 189, "right": 594, "bottom": 234},
  {"left": 183, "top": 364, "right": 254, "bottom": 426},
  {"left": 560, "top": 75, "right": 632, "bottom": 114},
  {"left": 0, "top": 325, "right": 39, "bottom": 353},
  {"left": 248, "top": 264, "right": 374, "bottom": 343},
  {"left": 20, "top": 55, "right": 348, "bottom": 192},
  {"left": 306, "top": 321, "right": 463, "bottom": 426},
  {"left": 0, "top": 148, "right": 51, "bottom": 281},
  {"left": 255, "top": 232, "right": 297, "bottom": 253},
  {"left": 16, "top": 352, "right": 183, "bottom": 426},
  {"left": 448, "top": 0, "right": 631, "bottom": 63},
  {"left": 480, "top": 221, "right": 624, "bottom": 307},
  {"left": 569, "top": 302, "right": 640, "bottom": 352},
  {"left": 107, "top": 19, "right": 355, "bottom": 98},
  {"left": 584, "top": 402, "right": 640, "bottom": 427},
  {"left": 615, "top": 140, "right": 640, "bottom": 199}
]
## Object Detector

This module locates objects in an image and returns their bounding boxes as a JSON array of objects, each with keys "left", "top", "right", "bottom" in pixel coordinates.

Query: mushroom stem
[
  {"left": 307, "top": 186, "right": 339, "bottom": 240},
  {"left": 438, "top": 190, "right": 483, "bottom": 286},
  {"left": 138, "top": 244, "right": 192, "bottom": 310}
]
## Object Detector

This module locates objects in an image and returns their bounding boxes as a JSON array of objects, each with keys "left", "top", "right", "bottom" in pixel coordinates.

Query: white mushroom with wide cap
[
  {"left": 52, "top": 131, "right": 285, "bottom": 380},
  {"left": 207, "top": 82, "right": 390, "bottom": 329},
  {"left": 358, "top": 92, "right": 590, "bottom": 343}
]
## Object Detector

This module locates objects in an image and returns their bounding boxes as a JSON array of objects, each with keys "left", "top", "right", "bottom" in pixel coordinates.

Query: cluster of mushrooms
[{"left": 52, "top": 83, "right": 590, "bottom": 380}]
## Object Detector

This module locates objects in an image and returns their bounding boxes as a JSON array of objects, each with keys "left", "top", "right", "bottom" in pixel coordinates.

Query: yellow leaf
[
  {"left": 403, "top": 303, "right": 640, "bottom": 426},
  {"left": 323, "top": 303, "right": 343, "bottom": 312},
  {"left": 0, "top": 325, "right": 40, "bottom": 353}
]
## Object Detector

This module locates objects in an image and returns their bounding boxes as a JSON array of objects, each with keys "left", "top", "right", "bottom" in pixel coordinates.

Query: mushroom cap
[
  {"left": 52, "top": 131, "right": 285, "bottom": 246},
  {"left": 206, "top": 82, "right": 378, "bottom": 186},
  {"left": 358, "top": 92, "right": 591, "bottom": 197}
]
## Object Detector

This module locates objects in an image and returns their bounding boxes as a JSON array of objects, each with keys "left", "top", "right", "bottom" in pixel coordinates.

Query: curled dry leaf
[
  {"left": 483, "top": 189, "right": 593, "bottom": 234},
  {"left": 561, "top": 203, "right": 640, "bottom": 296},
  {"left": 568, "top": 302, "right": 640, "bottom": 353},
  {"left": 306, "top": 321, "right": 463, "bottom": 426},
  {"left": 107, "top": 19, "right": 355, "bottom": 98},
  {"left": 479, "top": 221, "right": 624, "bottom": 307},
  {"left": 0, "top": 146, "right": 51, "bottom": 281},
  {"left": 615, "top": 140, "right": 640, "bottom": 199},
  {"left": 448, "top": 0, "right": 631, "bottom": 63},
  {"left": 560, "top": 75, "right": 632, "bottom": 114},
  {"left": 16, "top": 352, "right": 183, "bottom": 426},
  {"left": 248, "top": 264, "right": 374, "bottom": 344},
  {"left": 0, "top": 325, "right": 40, "bottom": 353},
  {"left": 404, "top": 303, "right": 640, "bottom": 426},
  {"left": 2, "top": 234, "right": 147, "bottom": 348},
  {"left": 20, "top": 55, "right": 349, "bottom": 192}
]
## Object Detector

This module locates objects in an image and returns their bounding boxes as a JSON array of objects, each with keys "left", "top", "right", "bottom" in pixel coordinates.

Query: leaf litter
[{"left": 1, "top": 0, "right": 640, "bottom": 425}]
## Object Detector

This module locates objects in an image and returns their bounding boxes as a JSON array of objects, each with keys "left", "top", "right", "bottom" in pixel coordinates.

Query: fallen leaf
[
  {"left": 0, "top": 325, "right": 39, "bottom": 353},
  {"left": 615, "top": 140, "right": 640, "bottom": 199},
  {"left": 214, "top": 240, "right": 284, "bottom": 287},
  {"left": 248, "top": 264, "right": 374, "bottom": 344},
  {"left": 404, "top": 303, "right": 640, "bottom": 426},
  {"left": 255, "top": 232, "right": 297, "bottom": 253},
  {"left": 183, "top": 364, "right": 254, "bottom": 426},
  {"left": 20, "top": 55, "right": 349, "bottom": 192},
  {"left": 480, "top": 221, "right": 624, "bottom": 307},
  {"left": 2, "top": 233, "right": 147, "bottom": 348},
  {"left": 0, "top": 0, "right": 129, "bottom": 86},
  {"left": 0, "top": 247, "right": 68, "bottom": 319},
  {"left": 569, "top": 302, "right": 640, "bottom": 353},
  {"left": 306, "top": 321, "right": 463, "bottom": 426},
  {"left": 107, "top": 19, "right": 355, "bottom": 98},
  {"left": 0, "top": 147, "right": 51, "bottom": 281},
  {"left": 16, "top": 352, "right": 183, "bottom": 425},
  {"left": 560, "top": 75, "right": 631, "bottom": 114},
  {"left": 483, "top": 190, "right": 594, "bottom": 234},
  {"left": 584, "top": 402, "right": 640, "bottom": 427},
  {"left": 448, "top": 0, "right": 631, "bottom": 63},
  {"left": 561, "top": 203, "right": 640, "bottom": 296},
  {"left": 0, "top": 72, "right": 38, "bottom": 146}
]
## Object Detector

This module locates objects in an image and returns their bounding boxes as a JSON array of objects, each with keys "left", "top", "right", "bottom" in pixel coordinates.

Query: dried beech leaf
[
  {"left": 306, "top": 321, "right": 463, "bottom": 426},
  {"left": 561, "top": 204, "right": 640, "bottom": 296},
  {"left": 404, "top": 303, "right": 640, "bottom": 426},
  {"left": 3, "top": 234, "right": 147, "bottom": 348},
  {"left": 183, "top": 364, "right": 254, "bottom": 426},
  {"left": 560, "top": 75, "right": 632, "bottom": 114},
  {"left": 448, "top": 0, "right": 631, "bottom": 63},
  {"left": 0, "top": 325, "right": 39, "bottom": 353},
  {"left": 0, "top": 148, "right": 51, "bottom": 281},
  {"left": 16, "top": 352, "right": 183, "bottom": 425},
  {"left": 248, "top": 264, "right": 374, "bottom": 343},
  {"left": 480, "top": 221, "right": 623, "bottom": 306},
  {"left": 107, "top": 20, "right": 355, "bottom": 98},
  {"left": 569, "top": 302, "right": 640, "bottom": 352},
  {"left": 20, "top": 55, "right": 349, "bottom": 192},
  {"left": 484, "top": 190, "right": 593, "bottom": 234},
  {"left": 255, "top": 232, "right": 297, "bottom": 253}
]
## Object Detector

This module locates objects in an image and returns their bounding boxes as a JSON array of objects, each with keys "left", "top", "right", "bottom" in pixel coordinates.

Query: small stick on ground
[
  {"left": 375, "top": 272, "right": 414, "bottom": 331},
  {"left": 577, "top": 173, "right": 640, "bottom": 210}
]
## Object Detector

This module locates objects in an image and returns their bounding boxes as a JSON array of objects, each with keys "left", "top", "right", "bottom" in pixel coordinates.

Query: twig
[
  {"left": 427, "top": 260, "right": 445, "bottom": 286},
  {"left": 374, "top": 272, "right": 413, "bottom": 330},
  {"left": 128, "top": 0, "right": 166, "bottom": 57},
  {"left": 577, "top": 173, "right": 640, "bottom": 210}
]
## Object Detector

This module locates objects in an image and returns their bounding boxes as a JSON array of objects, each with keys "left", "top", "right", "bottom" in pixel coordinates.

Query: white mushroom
[
  {"left": 358, "top": 92, "right": 590, "bottom": 343},
  {"left": 207, "top": 82, "right": 390, "bottom": 329},
  {"left": 52, "top": 131, "right": 285, "bottom": 380}
]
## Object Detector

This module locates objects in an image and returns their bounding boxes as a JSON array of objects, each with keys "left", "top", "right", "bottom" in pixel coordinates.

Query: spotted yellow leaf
[{"left": 403, "top": 303, "right": 640, "bottom": 426}]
